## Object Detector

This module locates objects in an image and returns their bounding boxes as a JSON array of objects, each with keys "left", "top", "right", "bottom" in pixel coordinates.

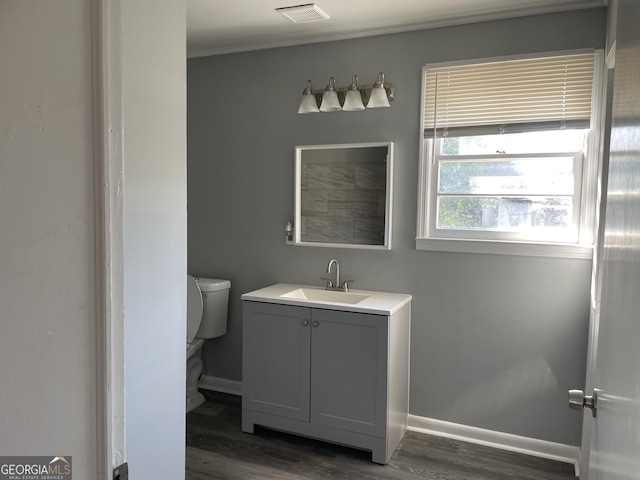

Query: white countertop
[{"left": 241, "top": 283, "right": 412, "bottom": 315}]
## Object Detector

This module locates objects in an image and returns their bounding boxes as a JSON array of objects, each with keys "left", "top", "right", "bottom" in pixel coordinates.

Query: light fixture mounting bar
[{"left": 307, "top": 82, "right": 397, "bottom": 102}]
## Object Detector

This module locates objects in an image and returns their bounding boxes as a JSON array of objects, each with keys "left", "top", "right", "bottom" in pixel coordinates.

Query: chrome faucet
[
  {"left": 327, "top": 259, "right": 340, "bottom": 289},
  {"left": 321, "top": 259, "right": 353, "bottom": 292}
]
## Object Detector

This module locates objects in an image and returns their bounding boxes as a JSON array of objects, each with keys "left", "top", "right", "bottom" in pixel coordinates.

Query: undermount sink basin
[{"left": 280, "top": 288, "right": 370, "bottom": 305}]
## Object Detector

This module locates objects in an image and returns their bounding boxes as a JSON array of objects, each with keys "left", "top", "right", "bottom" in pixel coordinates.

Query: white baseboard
[
  {"left": 196, "top": 376, "right": 580, "bottom": 477},
  {"left": 198, "top": 374, "right": 243, "bottom": 396},
  {"left": 408, "top": 415, "right": 580, "bottom": 477}
]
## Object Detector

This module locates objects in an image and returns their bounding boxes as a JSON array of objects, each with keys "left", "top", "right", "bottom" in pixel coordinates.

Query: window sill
[{"left": 416, "top": 237, "right": 593, "bottom": 259}]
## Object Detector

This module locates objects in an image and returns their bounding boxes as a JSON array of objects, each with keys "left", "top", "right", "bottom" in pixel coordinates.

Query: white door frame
[{"left": 94, "top": 0, "right": 126, "bottom": 477}]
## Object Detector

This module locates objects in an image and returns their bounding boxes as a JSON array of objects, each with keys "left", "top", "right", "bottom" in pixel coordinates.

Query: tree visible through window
[{"left": 436, "top": 131, "right": 584, "bottom": 236}]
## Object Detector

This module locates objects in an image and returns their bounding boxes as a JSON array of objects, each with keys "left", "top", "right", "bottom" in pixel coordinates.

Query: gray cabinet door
[
  {"left": 242, "top": 302, "right": 311, "bottom": 421},
  {"left": 310, "top": 309, "right": 388, "bottom": 438}
]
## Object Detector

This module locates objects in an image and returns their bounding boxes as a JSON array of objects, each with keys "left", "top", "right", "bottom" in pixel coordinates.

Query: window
[{"left": 417, "top": 51, "right": 603, "bottom": 258}]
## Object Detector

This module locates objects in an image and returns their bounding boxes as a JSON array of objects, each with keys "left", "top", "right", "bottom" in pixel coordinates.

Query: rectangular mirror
[{"left": 294, "top": 142, "right": 393, "bottom": 249}]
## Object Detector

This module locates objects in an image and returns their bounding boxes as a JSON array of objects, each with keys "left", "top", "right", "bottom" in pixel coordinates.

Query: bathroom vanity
[{"left": 241, "top": 283, "right": 411, "bottom": 464}]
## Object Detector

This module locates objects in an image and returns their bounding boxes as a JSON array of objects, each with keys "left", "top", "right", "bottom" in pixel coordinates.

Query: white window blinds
[{"left": 423, "top": 52, "right": 595, "bottom": 138}]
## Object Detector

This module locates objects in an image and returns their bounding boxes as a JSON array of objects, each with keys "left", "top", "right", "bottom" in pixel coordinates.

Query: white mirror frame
[{"left": 294, "top": 142, "right": 394, "bottom": 250}]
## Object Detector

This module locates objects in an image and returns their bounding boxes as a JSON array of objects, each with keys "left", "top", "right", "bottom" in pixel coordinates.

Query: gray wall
[{"left": 187, "top": 8, "right": 606, "bottom": 446}]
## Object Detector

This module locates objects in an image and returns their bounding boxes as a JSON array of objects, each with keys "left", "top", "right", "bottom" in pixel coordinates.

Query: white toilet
[{"left": 186, "top": 275, "right": 231, "bottom": 413}]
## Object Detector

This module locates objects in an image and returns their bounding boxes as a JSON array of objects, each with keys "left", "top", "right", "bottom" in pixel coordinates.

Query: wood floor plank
[{"left": 186, "top": 391, "right": 575, "bottom": 480}]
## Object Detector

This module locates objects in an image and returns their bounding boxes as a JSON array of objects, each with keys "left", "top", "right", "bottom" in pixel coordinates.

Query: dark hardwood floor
[{"left": 186, "top": 391, "right": 575, "bottom": 480}]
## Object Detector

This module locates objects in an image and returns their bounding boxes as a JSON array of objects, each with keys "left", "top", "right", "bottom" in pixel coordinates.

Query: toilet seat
[{"left": 187, "top": 275, "right": 203, "bottom": 344}]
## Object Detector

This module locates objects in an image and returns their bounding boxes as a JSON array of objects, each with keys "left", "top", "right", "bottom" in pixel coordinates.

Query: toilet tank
[{"left": 195, "top": 277, "right": 231, "bottom": 339}]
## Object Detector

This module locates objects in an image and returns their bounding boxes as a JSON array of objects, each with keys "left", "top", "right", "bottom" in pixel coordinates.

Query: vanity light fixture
[
  {"left": 367, "top": 72, "right": 391, "bottom": 108},
  {"left": 342, "top": 76, "right": 365, "bottom": 111},
  {"left": 319, "top": 77, "right": 341, "bottom": 112},
  {"left": 297, "top": 72, "right": 397, "bottom": 114},
  {"left": 298, "top": 80, "right": 320, "bottom": 114}
]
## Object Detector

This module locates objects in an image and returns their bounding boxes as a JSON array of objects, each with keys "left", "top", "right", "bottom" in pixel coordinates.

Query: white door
[{"left": 580, "top": 1, "right": 640, "bottom": 478}]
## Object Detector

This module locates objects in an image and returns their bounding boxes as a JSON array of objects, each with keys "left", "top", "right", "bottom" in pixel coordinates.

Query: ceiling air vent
[{"left": 276, "top": 4, "right": 330, "bottom": 23}]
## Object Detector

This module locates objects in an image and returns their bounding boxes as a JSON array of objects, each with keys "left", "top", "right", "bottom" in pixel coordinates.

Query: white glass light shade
[
  {"left": 367, "top": 85, "right": 390, "bottom": 108},
  {"left": 298, "top": 80, "right": 319, "bottom": 114},
  {"left": 367, "top": 72, "right": 391, "bottom": 108},
  {"left": 319, "top": 77, "right": 341, "bottom": 112},
  {"left": 298, "top": 93, "right": 319, "bottom": 114},
  {"left": 320, "top": 90, "right": 341, "bottom": 112},
  {"left": 343, "top": 90, "right": 365, "bottom": 111},
  {"left": 342, "top": 75, "right": 365, "bottom": 111}
]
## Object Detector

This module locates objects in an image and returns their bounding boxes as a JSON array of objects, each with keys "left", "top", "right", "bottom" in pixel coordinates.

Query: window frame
[{"left": 416, "top": 49, "right": 605, "bottom": 259}]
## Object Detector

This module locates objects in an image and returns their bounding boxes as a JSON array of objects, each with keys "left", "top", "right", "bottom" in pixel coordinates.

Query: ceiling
[{"left": 186, "top": 0, "right": 607, "bottom": 57}]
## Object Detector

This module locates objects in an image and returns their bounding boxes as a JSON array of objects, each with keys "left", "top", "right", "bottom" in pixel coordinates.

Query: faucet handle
[
  {"left": 340, "top": 280, "right": 354, "bottom": 292},
  {"left": 320, "top": 277, "right": 334, "bottom": 289}
]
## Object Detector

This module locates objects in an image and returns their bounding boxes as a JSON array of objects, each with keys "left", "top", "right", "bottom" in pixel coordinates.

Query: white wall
[
  {"left": 121, "top": 1, "right": 188, "bottom": 479},
  {"left": 0, "top": 1, "right": 97, "bottom": 477},
  {"left": 0, "top": 1, "right": 187, "bottom": 478}
]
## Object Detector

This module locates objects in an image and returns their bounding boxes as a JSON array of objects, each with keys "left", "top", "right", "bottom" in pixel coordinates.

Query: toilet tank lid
[{"left": 193, "top": 277, "right": 231, "bottom": 292}]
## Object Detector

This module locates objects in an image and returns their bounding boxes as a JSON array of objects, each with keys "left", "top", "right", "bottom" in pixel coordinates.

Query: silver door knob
[
  {"left": 302, "top": 320, "right": 309, "bottom": 326},
  {"left": 312, "top": 321, "right": 319, "bottom": 327},
  {"left": 568, "top": 389, "right": 597, "bottom": 417}
]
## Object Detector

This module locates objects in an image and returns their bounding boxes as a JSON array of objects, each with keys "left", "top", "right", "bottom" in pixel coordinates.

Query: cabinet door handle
[
  {"left": 312, "top": 321, "right": 319, "bottom": 327},
  {"left": 302, "top": 320, "right": 309, "bottom": 326}
]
